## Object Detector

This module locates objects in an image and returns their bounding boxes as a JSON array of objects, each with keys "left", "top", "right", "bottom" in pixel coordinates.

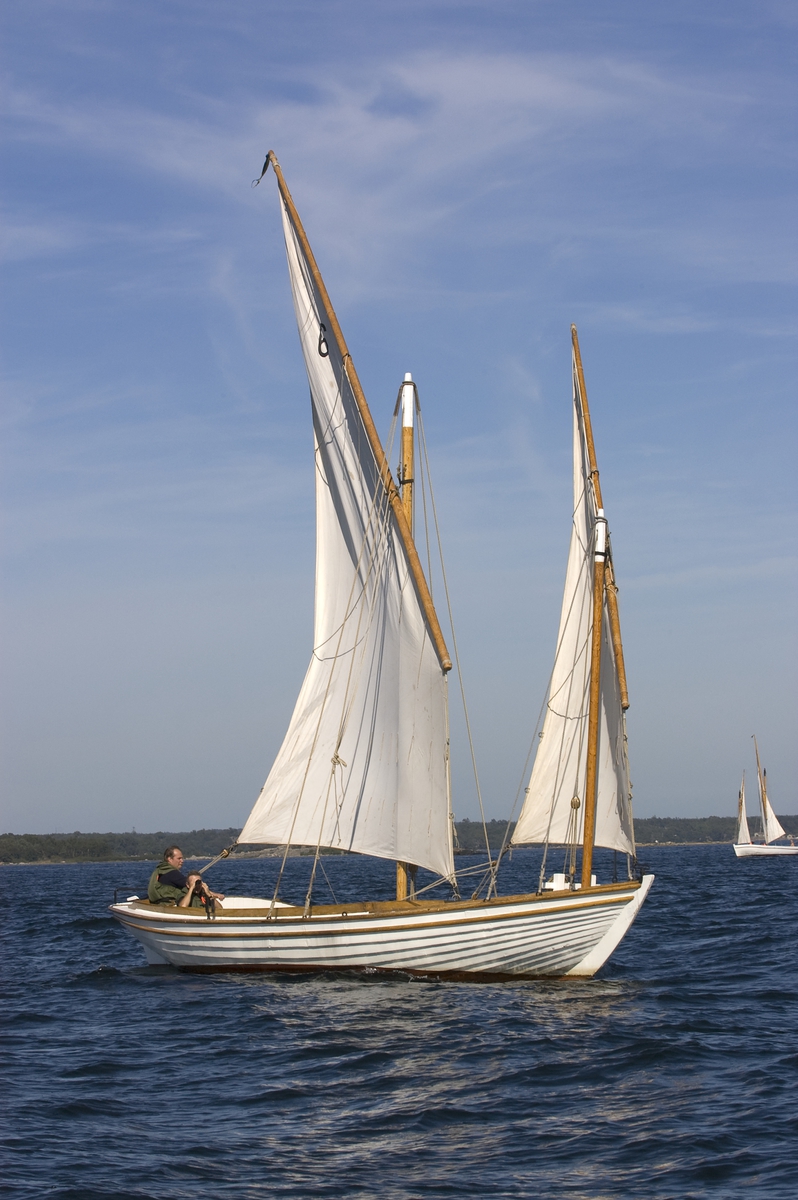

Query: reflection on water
[{"left": 2, "top": 846, "right": 797, "bottom": 1198}]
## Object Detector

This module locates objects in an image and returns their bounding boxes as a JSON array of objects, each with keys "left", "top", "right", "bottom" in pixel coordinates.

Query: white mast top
[{"left": 401, "top": 373, "right": 414, "bottom": 428}]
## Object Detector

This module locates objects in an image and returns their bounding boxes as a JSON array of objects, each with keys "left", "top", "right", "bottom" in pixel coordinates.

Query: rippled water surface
[{"left": 3, "top": 846, "right": 797, "bottom": 1199}]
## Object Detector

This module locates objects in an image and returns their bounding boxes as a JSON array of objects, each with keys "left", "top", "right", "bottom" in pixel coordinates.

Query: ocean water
[{"left": 2, "top": 845, "right": 797, "bottom": 1199}]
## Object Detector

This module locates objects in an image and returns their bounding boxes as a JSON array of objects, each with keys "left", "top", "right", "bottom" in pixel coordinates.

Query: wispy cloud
[
  {"left": 5, "top": 47, "right": 792, "bottom": 289},
  {"left": 585, "top": 303, "right": 798, "bottom": 338},
  {"left": 0, "top": 216, "right": 80, "bottom": 261},
  {"left": 1, "top": 392, "right": 309, "bottom": 557},
  {"left": 0, "top": 209, "right": 204, "bottom": 263}
]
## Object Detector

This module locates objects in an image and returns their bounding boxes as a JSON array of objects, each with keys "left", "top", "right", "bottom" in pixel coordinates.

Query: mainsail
[
  {"left": 239, "top": 195, "right": 454, "bottom": 881},
  {"left": 736, "top": 773, "right": 751, "bottom": 845},
  {"left": 755, "top": 746, "right": 785, "bottom": 845},
  {"left": 511, "top": 348, "right": 635, "bottom": 856}
]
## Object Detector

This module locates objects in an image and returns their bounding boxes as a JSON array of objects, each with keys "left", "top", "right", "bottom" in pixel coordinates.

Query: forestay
[
  {"left": 239, "top": 200, "right": 454, "bottom": 881},
  {"left": 511, "top": 353, "right": 635, "bottom": 856}
]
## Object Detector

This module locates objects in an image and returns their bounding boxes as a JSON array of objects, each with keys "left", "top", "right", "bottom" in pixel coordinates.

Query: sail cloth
[
  {"left": 239, "top": 200, "right": 454, "bottom": 881},
  {"left": 759, "top": 773, "right": 785, "bottom": 844},
  {"left": 736, "top": 775, "right": 752, "bottom": 845},
  {"left": 511, "top": 354, "right": 635, "bottom": 856}
]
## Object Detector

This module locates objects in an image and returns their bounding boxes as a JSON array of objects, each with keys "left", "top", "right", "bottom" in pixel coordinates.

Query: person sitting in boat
[
  {"left": 147, "top": 847, "right": 224, "bottom": 907},
  {"left": 181, "top": 870, "right": 223, "bottom": 912}
]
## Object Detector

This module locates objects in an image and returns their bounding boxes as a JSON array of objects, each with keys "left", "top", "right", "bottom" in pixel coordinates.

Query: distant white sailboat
[
  {"left": 110, "top": 151, "right": 653, "bottom": 976},
  {"left": 733, "top": 738, "right": 797, "bottom": 857}
]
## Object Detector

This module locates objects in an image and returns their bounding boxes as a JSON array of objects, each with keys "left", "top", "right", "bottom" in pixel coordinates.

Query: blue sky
[{"left": 2, "top": 0, "right": 796, "bottom": 835}]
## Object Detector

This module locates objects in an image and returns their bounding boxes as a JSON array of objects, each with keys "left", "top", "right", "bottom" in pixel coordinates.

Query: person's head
[
  {"left": 186, "top": 871, "right": 204, "bottom": 891},
  {"left": 164, "top": 846, "right": 184, "bottom": 866}
]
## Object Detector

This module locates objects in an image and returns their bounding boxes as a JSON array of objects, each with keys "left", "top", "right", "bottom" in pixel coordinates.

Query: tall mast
[
  {"left": 580, "top": 504, "right": 607, "bottom": 889},
  {"left": 264, "top": 151, "right": 452, "bottom": 674},
  {"left": 571, "top": 326, "right": 629, "bottom": 710},
  {"left": 397, "top": 373, "right": 417, "bottom": 901},
  {"left": 753, "top": 735, "right": 767, "bottom": 838},
  {"left": 400, "top": 373, "right": 415, "bottom": 529},
  {"left": 571, "top": 326, "right": 619, "bottom": 890}
]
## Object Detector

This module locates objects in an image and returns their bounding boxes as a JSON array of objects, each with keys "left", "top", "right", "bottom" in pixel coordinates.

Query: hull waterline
[{"left": 111, "top": 875, "right": 653, "bottom": 979}]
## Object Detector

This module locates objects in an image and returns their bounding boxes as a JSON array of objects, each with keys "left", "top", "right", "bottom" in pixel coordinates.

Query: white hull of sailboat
[
  {"left": 733, "top": 843, "right": 798, "bottom": 857},
  {"left": 111, "top": 875, "right": 653, "bottom": 979}
]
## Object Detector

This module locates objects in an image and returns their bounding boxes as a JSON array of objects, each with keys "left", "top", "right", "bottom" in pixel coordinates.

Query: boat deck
[{"left": 126, "top": 878, "right": 642, "bottom": 921}]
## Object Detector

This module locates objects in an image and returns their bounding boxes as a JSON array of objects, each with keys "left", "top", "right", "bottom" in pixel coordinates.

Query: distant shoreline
[
  {"left": 2, "top": 841, "right": 789, "bottom": 866},
  {"left": 2, "top": 817, "right": 796, "bottom": 865}
]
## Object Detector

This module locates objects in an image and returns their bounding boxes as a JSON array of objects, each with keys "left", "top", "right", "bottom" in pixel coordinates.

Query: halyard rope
[{"left": 416, "top": 407, "right": 494, "bottom": 893}]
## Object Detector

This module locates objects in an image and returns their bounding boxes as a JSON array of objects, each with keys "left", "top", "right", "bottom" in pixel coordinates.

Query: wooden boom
[{"left": 266, "top": 151, "right": 452, "bottom": 673}]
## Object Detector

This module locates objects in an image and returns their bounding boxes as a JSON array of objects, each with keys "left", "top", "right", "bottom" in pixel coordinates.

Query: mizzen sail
[
  {"left": 736, "top": 773, "right": 751, "bottom": 845},
  {"left": 511, "top": 348, "right": 635, "bottom": 856},
  {"left": 756, "top": 756, "right": 785, "bottom": 846},
  {"left": 761, "top": 790, "right": 785, "bottom": 844},
  {"left": 239, "top": 191, "right": 454, "bottom": 881}
]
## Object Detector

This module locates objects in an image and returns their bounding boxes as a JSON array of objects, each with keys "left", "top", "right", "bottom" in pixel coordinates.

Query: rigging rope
[
  {"left": 292, "top": 357, "right": 403, "bottom": 912},
  {"left": 270, "top": 361, "right": 395, "bottom": 913},
  {"left": 197, "top": 842, "right": 237, "bottom": 877},
  {"left": 415, "top": 407, "right": 494, "bottom": 892},
  {"left": 488, "top": 468, "right": 596, "bottom": 894}
]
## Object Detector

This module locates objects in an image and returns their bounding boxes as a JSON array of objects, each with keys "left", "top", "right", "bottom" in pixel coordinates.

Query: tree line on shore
[{"left": 1, "top": 814, "right": 796, "bottom": 863}]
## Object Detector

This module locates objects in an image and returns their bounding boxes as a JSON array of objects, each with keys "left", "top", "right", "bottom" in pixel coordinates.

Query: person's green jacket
[{"left": 147, "top": 859, "right": 201, "bottom": 906}]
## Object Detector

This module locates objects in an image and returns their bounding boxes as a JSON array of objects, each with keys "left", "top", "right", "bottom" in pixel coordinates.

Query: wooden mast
[
  {"left": 571, "top": 325, "right": 614, "bottom": 890},
  {"left": 571, "top": 326, "right": 629, "bottom": 711},
  {"left": 580, "top": 503, "right": 607, "bottom": 889},
  {"left": 265, "top": 151, "right": 452, "bottom": 674},
  {"left": 397, "top": 373, "right": 417, "bottom": 901},
  {"left": 400, "top": 374, "right": 415, "bottom": 527},
  {"left": 753, "top": 735, "right": 767, "bottom": 841}
]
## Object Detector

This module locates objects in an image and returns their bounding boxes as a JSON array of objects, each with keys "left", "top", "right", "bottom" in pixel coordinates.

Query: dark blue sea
[{"left": 2, "top": 845, "right": 797, "bottom": 1199}]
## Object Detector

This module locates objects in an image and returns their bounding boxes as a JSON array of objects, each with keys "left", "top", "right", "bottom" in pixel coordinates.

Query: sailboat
[
  {"left": 110, "top": 152, "right": 653, "bottom": 977},
  {"left": 733, "top": 738, "right": 797, "bottom": 857}
]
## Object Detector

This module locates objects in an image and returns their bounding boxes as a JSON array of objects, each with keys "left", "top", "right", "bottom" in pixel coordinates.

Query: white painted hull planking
[
  {"left": 733, "top": 843, "right": 798, "bottom": 857},
  {"left": 110, "top": 875, "right": 653, "bottom": 979}
]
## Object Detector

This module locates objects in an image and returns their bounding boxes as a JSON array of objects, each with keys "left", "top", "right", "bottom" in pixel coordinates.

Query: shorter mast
[
  {"left": 400, "top": 373, "right": 414, "bottom": 527},
  {"left": 736, "top": 772, "right": 751, "bottom": 845},
  {"left": 397, "top": 372, "right": 418, "bottom": 902},
  {"left": 753, "top": 735, "right": 767, "bottom": 840},
  {"left": 580, "top": 507, "right": 607, "bottom": 888},
  {"left": 511, "top": 328, "right": 635, "bottom": 869},
  {"left": 572, "top": 326, "right": 629, "bottom": 710},
  {"left": 572, "top": 326, "right": 630, "bottom": 888},
  {"left": 753, "top": 735, "right": 786, "bottom": 844}
]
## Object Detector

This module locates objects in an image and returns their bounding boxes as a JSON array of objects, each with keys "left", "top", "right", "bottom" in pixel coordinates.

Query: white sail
[
  {"left": 239, "top": 200, "right": 454, "bottom": 881},
  {"left": 736, "top": 773, "right": 751, "bottom": 845},
  {"left": 760, "top": 770, "right": 785, "bottom": 844},
  {"left": 511, "top": 354, "right": 635, "bottom": 856}
]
